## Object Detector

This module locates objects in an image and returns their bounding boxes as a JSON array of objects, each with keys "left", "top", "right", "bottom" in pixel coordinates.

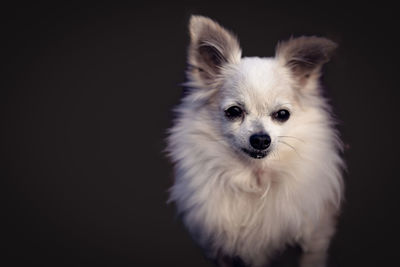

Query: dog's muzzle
[
  {"left": 241, "top": 148, "right": 268, "bottom": 159},
  {"left": 241, "top": 133, "right": 271, "bottom": 159}
]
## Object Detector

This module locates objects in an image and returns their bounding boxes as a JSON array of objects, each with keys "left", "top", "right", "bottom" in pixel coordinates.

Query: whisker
[
  {"left": 278, "top": 135, "right": 305, "bottom": 143},
  {"left": 278, "top": 140, "right": 302, "bottom": 157}
]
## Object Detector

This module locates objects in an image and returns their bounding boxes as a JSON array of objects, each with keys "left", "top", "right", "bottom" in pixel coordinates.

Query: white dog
[{"left": 167, "top": 15, "right": 344, "bottom": 267}]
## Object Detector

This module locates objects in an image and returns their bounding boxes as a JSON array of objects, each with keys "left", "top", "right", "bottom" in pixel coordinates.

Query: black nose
[{"left": 249, "top": 133, "right": 271, "bottom": 150}]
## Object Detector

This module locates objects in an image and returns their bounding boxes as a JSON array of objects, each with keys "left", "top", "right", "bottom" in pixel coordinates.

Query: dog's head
[{"left": 186, "top": 15, "right": 337, "bottom": 160}]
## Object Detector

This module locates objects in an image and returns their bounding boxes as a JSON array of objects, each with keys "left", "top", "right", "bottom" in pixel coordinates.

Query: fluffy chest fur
[{"left": 168, "top": 98, "right": 342, "bottom": 266}]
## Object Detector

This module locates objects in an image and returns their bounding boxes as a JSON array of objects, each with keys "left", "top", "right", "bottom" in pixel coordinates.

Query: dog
[{"left": 167, "top": 15, "right": 344, "bottom": 267}]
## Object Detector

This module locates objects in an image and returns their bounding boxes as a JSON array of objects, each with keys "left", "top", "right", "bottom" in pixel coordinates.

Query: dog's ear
[
  {"left": 276, "top": 36, "right": 337, "bottom": 88},
  {"left": 187, "top": 15, "right": 242, "bottom": 86}
]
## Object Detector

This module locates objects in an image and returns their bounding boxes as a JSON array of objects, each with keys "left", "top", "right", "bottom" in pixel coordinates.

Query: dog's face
[
  {"left": 187, "top": 16, "right": 336, "bottom": 160},
  {"left": 218, "top": 58, "right": 295, "bottom": 159}
]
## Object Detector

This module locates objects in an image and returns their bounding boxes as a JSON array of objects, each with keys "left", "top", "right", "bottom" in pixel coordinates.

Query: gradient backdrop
[{"left": 1, "top": 2, "right": 399, "bottom": 267}]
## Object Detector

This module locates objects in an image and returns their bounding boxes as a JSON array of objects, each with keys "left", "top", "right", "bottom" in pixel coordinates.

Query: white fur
[{"left": 167, "top": 16, "right": 344, "bottom": 267}]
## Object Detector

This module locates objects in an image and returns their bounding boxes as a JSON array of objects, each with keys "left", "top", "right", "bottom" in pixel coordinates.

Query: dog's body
[{"left": 167, "top": 16, "right": 344, "bottom": 267}]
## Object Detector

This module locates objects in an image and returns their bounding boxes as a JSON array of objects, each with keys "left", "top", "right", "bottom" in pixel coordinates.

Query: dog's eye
[
  {"left": 225, "top": 106, "right": 243, "bottom": 119},
  {"left": 272, "top": 109, "right": 290, "bottom": 122}
]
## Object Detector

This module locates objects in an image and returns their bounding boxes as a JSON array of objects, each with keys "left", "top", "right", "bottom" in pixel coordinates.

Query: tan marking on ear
[
  {"left": 187, "top": 15, "right": 242, "bottom": 86},
  {"left": 276, "top": 36, "right": 337, "bottom": 88}
]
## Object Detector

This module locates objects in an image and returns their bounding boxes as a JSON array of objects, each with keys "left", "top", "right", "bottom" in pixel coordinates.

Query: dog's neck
[{"left": 253, "top": 166, "right": 273, "bottom": 189}]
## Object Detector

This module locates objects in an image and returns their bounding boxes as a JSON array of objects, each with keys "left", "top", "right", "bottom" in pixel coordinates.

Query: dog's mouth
[{"left": 241, "top": 148, "right": 268, "bottom": 159}]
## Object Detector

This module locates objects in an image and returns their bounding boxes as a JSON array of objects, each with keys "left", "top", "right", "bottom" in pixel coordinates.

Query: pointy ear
[
  {"left": 276, "top": 36, "right": 337, "bottom": 87},
  {"left": 187, "top": 15, "right": 242, "bottom": 86}
]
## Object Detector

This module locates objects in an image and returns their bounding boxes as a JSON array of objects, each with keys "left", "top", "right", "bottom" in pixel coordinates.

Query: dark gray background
[{"left": 1, "top": 2, "right": 399, "bottom": 267}]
